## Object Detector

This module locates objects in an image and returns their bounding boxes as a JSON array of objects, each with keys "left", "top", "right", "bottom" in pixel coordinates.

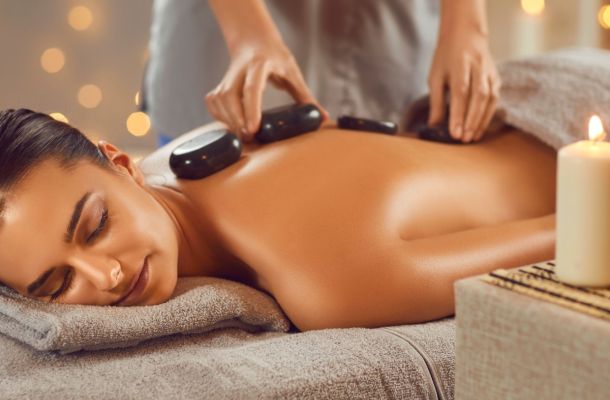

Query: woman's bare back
[{"left": 139, "top": 125, "right": 557, "bottom": 329}]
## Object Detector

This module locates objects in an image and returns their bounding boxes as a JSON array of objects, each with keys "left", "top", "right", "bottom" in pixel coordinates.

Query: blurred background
[{"left": 1, "top": 0, "right": 609, "bottom": 157}]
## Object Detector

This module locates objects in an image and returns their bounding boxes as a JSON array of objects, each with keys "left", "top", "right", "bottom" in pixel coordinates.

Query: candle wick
[{"left": 591, "top": 132, "right": 607, "bottom": 144}]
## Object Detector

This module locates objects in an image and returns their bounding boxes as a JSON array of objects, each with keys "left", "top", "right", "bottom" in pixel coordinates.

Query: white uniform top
[{"left": 145, "top": 0, "right": 440, "bottom": 143}]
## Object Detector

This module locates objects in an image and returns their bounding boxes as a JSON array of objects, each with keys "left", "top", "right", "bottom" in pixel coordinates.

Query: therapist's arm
[
  {"left": 206, "top": 0, "right": 327, "bottom": 141},
  {"left": 428, "top": 0, "right": 501, "bottom": 144}
]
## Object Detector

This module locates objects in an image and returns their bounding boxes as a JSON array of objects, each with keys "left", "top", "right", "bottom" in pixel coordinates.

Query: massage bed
[
  {"left": 0, "top": 276, "right": 454, "bottom": 399},
  {"left": 1, "top": 321, "right": 454, "bottom": 399},
  {"left": 1, "top": 48, "right": 608, "bottom": 399}
]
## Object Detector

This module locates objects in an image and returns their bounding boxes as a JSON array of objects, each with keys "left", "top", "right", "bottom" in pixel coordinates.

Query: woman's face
[{"left": 0, "top": 143, "right": 179, "bottom": 306}]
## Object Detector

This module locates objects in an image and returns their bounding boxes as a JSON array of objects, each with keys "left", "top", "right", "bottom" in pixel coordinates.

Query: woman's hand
[
  {"left": 207, "top": 0, "right": 327, "bottom": 143},
  {"left": 206, "top": 41, "right": 327, "bottom": 142},
  {"left": 428, "top": 0, "right": 501, "bottom": 143}
]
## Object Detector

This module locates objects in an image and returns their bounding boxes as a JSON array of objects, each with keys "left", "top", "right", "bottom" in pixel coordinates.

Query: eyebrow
[
  {"left": 0, "top": 197, "right": 5, "bottom": 227},
  {"left": 27, "top": 191, "right": 92, "bottom": 295}
]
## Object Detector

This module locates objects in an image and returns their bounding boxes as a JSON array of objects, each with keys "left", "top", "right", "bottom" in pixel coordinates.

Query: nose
[{"left": 67, "top": 252, "right": 123, "bottom": 291}]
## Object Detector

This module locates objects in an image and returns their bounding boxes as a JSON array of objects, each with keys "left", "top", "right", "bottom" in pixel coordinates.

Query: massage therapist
[{"left": 145, "top": 0, "right": 500, "bottom": 145}]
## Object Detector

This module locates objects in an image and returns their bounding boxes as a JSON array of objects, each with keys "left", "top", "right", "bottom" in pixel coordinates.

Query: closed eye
[
  {"left": 86, "top": 207, "right": 109, "bottom": 243},
  {"left": 48, "top": 207, "right": 109, "bottom": 302},
  {"left": 49, "top": 269, "right": 74, "bottom": 302}
]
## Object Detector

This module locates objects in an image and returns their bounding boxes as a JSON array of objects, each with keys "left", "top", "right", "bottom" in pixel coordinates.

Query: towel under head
[{"left": 0, "top": 276, "right": 291, "bottom": 354}]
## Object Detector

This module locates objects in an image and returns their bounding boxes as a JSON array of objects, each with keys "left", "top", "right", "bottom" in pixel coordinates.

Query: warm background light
[
  {"left": 126, "top": 112, "right": 151, "bottom": 136},
  {"left": 588, "top": 115, "right": 606, "bottom": 141},
  {"left": 135, "top": 91, "right": 140, "bottom": 106},
  {"left": 68, "top": 6, "right": 93, "bottom": 31},
  {"left": 40, "top": 48, "right": 65, "bottom": 73},
  {"left": 85, "top": 130, "right": 101, "bottom": 143},
  {"left": 599, "top": 5, "right": 610, "bottom": 29},
  {"left": 77, "top": 84, "right": 103, "bottom": 109},
  {"left": 49, "top": 112, "right": 68, "bottom": 123},
  {"left": 521, "top": 0, "right": 545, "bottom": 16}
]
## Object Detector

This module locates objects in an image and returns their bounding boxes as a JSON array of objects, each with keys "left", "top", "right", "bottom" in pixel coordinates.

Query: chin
[{"left": 152, "top": 269, "right": 178, "bottom": 305}]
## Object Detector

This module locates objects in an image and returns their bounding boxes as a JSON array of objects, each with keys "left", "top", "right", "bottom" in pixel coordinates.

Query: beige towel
[
  {"left": 0, "top": 318, "right": 456, "bottom": 399},
  {"left": 0, "top": 277, "right": 291, "bottom": 353},
  {"left": 497, "top": 47, "right": 610, "bottom": 150}
]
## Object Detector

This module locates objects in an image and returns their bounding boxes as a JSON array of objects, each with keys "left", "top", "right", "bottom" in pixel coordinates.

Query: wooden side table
[{"left": 454, "top": 269, "right": 610, "bottom": 400}]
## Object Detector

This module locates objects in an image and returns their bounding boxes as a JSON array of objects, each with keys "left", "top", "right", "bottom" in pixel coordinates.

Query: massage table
[{"left": 1, "top": 316, "right": 454, "bottom": 399}]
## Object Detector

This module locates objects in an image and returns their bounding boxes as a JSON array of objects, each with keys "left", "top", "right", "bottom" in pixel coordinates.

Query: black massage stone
[
  {"left": 404, "top": 94, "right": 463, "bottom": 144},
  {"left": 337, "top": 115, "right": 398, "bottom": 135},
  {"left": 169, "top": 129, "right": 242, "bottom": 179},
  {"left": 255, "top": 103, "right": 323, "bottom": 143}
]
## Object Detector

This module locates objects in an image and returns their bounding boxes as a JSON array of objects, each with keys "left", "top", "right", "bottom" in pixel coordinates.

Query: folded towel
[
  {"left": 0, "top": 276, "right": 291, "bottom": 353},
  {"left": 497, "top": 47, "right": 610, "bottom": 150}
]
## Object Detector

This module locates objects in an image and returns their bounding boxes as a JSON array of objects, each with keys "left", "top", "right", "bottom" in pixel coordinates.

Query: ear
[{"left": 96, "top": 141, "right": 145, "bottom": 186}]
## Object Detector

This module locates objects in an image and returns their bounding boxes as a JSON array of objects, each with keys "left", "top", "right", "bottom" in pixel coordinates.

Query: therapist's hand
[
  {"left": 205, "top": 41, "right": 327, "bottom": 142},
  {"left": 428, "top": 0, "right": 501, "bottom": 143}
]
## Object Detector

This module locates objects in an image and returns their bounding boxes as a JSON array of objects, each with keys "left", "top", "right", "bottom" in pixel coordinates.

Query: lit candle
[{"left": 556, "top": 115, "right": 610, "bottom": 287}]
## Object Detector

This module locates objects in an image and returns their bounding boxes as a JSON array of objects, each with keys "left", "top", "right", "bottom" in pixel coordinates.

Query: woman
[{"left": 0, "top": 109, "right": 555, "bottom": 331}]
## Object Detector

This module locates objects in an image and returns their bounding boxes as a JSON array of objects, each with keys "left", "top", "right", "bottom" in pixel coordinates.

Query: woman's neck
[{"left": 144, "top": 183, "right": 233, "bottom": 278}]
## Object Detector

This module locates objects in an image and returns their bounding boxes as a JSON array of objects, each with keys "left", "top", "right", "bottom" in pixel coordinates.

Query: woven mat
[{"left": 481, "top": 261, "right": 610, "bottom": 322}]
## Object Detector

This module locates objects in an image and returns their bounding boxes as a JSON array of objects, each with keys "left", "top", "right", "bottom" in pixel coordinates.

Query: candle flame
[{"left": 588, "top": 115, "right": 606, "bottom": 142}]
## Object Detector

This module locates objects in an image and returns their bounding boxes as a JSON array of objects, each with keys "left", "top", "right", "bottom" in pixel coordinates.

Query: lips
[{"left": 113, "top": 257, "right": 149, "bottom": 306}]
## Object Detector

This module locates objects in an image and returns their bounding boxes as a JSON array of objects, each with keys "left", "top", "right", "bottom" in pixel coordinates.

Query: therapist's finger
[
  {"left": 462, "top": 66, "right": 489, "bottom": 143},
  {"left": 427, "top": 73, "right": 446, "bottom": 126},
  {"left": 210, "top": 94, "right": 234, "bottom": 133},
  {"left": 205, "top": 91, "right": 225, "bottom": 125},
  {"left": 214, "top": 75, "right": 248, "bottom": 137},
  {"left": 221, "top": 92, "right": 247, "bottom": 137},
  {"left": 282, "top": 68, "right": 329, "bottom": 120},
  {"left": 473, "top": 96, "right": 495, "bottom": 142},
  {"left": 474, "top": 76, "right": 501, "bottom": 141},
  {"left": 243, "top": 63, "right": 271, "bottom": 138},
  {"left": 448, "top": 63, "right": 471, "bottom": 140}
]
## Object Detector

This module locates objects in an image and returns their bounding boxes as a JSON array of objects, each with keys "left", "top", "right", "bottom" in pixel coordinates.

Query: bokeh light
[
  {"left": 49, "top": 112, "right": 68, "bottom": 123},
  {"left": 126, "top": 112, "right": 151, "bottom": 136},
  {"left": 521, "top": 0, "right": 544, "bottom": 16},
  {"left": 77, "top": 84, "right": 103, "bottom": 108},
  {"left": 599, "top": 5, "right": 610, "bottom": 29},
  {"left": 135, "top": 91, "right": 140, "bottom": 106},
  {"left": 68, "top": 6, "right": 93, "bottom": 31},
  {"left": 40, "top": 48, "right": 65, "bottom": 73}
]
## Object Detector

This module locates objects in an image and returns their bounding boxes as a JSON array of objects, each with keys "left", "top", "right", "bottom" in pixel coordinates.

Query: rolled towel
[
  {"left": 497, "top": 47, "right": 610, "bottom": 150},
  {"left": 0, "top": 276, "right": 291, "bottom": 354}
]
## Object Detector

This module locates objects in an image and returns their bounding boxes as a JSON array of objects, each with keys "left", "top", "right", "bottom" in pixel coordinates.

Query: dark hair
[{"left": 0, "top": 108, "right": 110, "bottom": 192}]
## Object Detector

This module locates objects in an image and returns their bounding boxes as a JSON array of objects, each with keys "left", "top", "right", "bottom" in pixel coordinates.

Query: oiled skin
[{"left": 139, "top": 124, "right": 557, "bottom": 330}]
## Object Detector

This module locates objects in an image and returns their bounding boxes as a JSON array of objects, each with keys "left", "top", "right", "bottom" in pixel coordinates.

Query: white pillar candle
[
  {"left": 556, "top": 116, "right": 610, "bottom": 287},
  {"left": 514, "top": 2, "right": 545, "bottom": 58}
]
